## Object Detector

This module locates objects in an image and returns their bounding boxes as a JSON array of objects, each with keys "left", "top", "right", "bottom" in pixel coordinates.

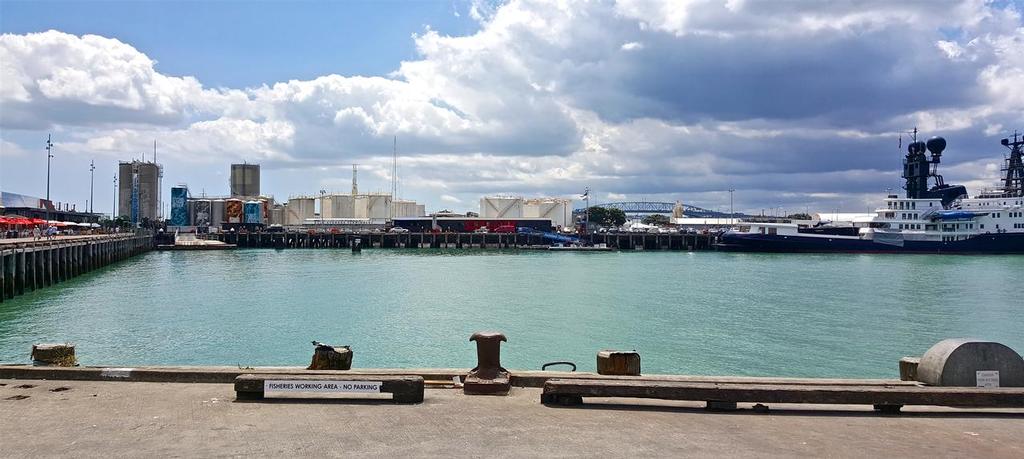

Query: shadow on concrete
[
  {"left": 232, "top": 397, "right": 406, "bottom": 406},
  {"left": 543, "top": 402, "right": 1024, "bottom": 419}
]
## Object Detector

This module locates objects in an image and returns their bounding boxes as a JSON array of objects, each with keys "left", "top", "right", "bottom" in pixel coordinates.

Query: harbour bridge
[{"left": 574, "top": 201, "right": 738, "bottom": 218}]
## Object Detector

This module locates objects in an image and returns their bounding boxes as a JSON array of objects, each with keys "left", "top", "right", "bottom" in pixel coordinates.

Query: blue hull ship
[{"left": 720, "top": 132, "right": 1024, "bottom": 254}]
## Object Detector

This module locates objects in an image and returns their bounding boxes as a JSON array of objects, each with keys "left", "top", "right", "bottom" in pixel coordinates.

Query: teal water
[{"left": 0, "top": 250, "right": 1020, "bottom": 378}]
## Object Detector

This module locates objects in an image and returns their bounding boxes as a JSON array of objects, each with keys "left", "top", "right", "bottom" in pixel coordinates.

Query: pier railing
[{"left": 0, "top": 234, "right": 152, "bottom": 302}]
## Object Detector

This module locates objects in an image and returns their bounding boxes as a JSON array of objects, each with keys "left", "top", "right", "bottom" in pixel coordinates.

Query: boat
[
  {"left": 156, "top": 231, "right": 236, "bottom": 250},
  {"left": 548, "top": 243, "right": 613, "bottom": 252},
  {"left": 718, "top": 132, "right": 1024, "bottom": 254}
]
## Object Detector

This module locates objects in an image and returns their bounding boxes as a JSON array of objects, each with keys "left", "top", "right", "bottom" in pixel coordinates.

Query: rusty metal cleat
[{"left": 464, "top": 331, "right": 510, "bottom": 395}]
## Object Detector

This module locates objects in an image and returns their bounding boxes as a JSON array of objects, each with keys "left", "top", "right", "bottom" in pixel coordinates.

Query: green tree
[
  {"left": 642, "top": 214, "right": 670, "bottom": 226},
  {"left": 584, "top": 207, "right": 626, "bottom": 227},
  {"left": 786, "top": 213, "right": 812, "bottom": 220}
]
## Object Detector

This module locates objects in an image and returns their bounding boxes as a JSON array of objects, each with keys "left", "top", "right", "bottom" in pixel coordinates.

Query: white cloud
[{"left": 2, "top": 0, "right": 1023, "bottom": 214}]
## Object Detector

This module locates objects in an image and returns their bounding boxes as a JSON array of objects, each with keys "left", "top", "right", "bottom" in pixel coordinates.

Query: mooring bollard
[
  {"left": 916, "top": 339, "right": 1024, "bottom": 387},
  {"left": 597, "top": 350, "right": 641, "bottom": 376},
  {"left": 31, "top": 343, "right": 77, "bottom": 366},
  {"left": 464, "top": 331, "right": 510, "bottom": 395}
]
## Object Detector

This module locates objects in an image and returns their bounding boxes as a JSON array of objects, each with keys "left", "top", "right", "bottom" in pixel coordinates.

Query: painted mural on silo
[
  {"left": 226, "top": 199, "right": 243, "bottom": 223},
  {"left": 194, "top": 200, "right": 212, "bottom": 227},
  {"left": 170, "top": 186, "right": 189, "bottom": 226},
  {"left": 244, "top": 201, "right": 262, "bottom": 224}
]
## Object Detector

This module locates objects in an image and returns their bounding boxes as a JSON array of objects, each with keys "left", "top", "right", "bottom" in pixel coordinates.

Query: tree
[
  {"left": 642, "top": 214, "right": 670, "bottom": 226},
  {"left": 585, "top": 207, "right": 626, "bottom": 227},
  {"left": 786, "top": 213, "right": 812, "bottom": 220}
]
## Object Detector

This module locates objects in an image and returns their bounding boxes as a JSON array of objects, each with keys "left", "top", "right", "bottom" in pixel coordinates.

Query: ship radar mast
[
  {"left": 1000, "top": 131, "right": 1024, "bottom": 197},
  {"left": 900, "top": 127, "right": 966, "bottom": 207}
]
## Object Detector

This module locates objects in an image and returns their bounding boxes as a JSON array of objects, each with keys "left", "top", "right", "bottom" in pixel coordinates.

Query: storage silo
[
  {"left": 243, "top": 201, "right": 262, "bottom": 224},
  {"left": 193, "top": 200, "right": 212, "bottom": 227},
  {"left": 524, "top": 198, "right": 572, "bottom": 228},
  {"left": 226, "top": 199, "right": 243, "bottom": 223},
  {"left": 480, "top": 196, "right": 524, "bottom": 218},
  {"left": 359, "top": 194, "right": 391, "bottom": 219},
  {"left": 170, "top": 186, "right": 189, "bottom": 226},
  {"left": 269, "top": 204, "right": 284, "bottom": 225},
  {"left": 285, "top": 197, "right": 315, "bottom": 225},
  {"left": 211, "top": 199, "right": 226, "bottom": 227},
  {"left": 186, "top": 199, "right": 196, "bottom": 226},
  {"left": 230, "top": 163, "right": 260, "bottom": 197},
  {"left": 323, "top": 194, "right": 356, "bottom": 218}
]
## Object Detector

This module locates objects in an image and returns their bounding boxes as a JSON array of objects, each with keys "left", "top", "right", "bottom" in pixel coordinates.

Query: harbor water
[{"left": 0, "top": 249, "right": 1021, "bottom": 378}]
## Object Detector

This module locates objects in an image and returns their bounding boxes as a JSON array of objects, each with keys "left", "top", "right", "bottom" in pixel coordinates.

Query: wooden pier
[
  {"left": 0, "top": 234, "right": 152, "bottom": 303},
  {"left": 211, "top": 231, "right": 718, "bottom": 251}
]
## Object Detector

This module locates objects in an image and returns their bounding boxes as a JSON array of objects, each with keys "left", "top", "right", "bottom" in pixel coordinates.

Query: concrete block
[
  {"left": 917, "top": 339, "right": 1024, "bottom": 387},
  {"left": 597, "top": 350, "right": 641, "bottom": 376},
  {"left": 899, "top": 357, "right": 920, "bottom": 381},
  {"left": 31, "top": 343, "right": 77, "bottom": 366}
]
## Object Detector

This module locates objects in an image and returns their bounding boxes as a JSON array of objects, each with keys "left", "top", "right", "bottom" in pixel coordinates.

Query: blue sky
[
  {"left": 1, "top": 1, "right": 479, "bottom": 88},
  {"left": 2, "top": 0, "right": 1023, "bottom": 216}
]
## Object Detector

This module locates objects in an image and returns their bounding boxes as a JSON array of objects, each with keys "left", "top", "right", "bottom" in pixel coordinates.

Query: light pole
[
  {"left": 89, "top": 160, "right": 95, "bottom": 213},
  {"left": 728, "top": 188, "right": 735, "bottom": 226},
  {"left": 45, "top": 134, "right": 53, "bottom": 201},
  {"left": 319, "top": 189, "right": 327, "bottom": 227},
  {"left": 583, "top": 187, "right": 590, "bottom": 240}
]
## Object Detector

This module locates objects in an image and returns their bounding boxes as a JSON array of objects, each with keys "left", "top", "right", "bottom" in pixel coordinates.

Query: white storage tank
[
  {"left": 392, "top": 199, "right": 424, "bottom": 218},
  {"left": 357, "top": 194, "right": 391, "bottom": 219},
  {"left": 286, "top": 197, "right": 316, "bottom": 225},
  {"left": 524, "top": 198, "right": 573, "bottom": 228},
  {"left": 322, "top": 194, "right": 356, "bottom": 219},
  {"left": 211, "top": 199, "right": 226, "bottom": 228},
  {"left": 480, "top": 196, "right": 524, "bottom": 218}
]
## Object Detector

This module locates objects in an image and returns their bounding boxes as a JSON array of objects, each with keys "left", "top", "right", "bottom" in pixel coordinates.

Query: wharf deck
[
  {"left": 210, "top": 231, "right": 718, "bottom": 250},
  {"left": 1, "top": 378, "right": 1022, "bottom": 457},
  {"left": 0, "top": 234, "right": 151, "bottom": 302}
]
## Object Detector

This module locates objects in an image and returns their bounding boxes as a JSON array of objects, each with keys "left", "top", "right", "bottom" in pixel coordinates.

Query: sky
[{"left": 1, "top": 0, "right": 1023, "bottom": 216}]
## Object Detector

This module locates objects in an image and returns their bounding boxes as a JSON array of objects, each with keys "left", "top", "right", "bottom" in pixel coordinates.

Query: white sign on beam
[
  {"left": 264, "top": 380, "right": 382, "bottom": 394},
  {"left": 976, "top": 371, "right": 1000, "bottom": 388}
]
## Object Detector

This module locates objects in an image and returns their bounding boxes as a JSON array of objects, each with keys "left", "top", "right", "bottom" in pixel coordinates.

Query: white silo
[
  {"left": 286, "top": 197, "right": 316, "bottom": 225},
  {"left": 480, "top": 196, "right": 524, "bottom": 218},
  {"left": 322, "top": 194, "right": 356, "bottom": 219},
  {"left": 524, "top": 198, "right": 573, "bottom": 228},
  {"left": 357, "top": 194, "right": 391, "bottom": 219}
]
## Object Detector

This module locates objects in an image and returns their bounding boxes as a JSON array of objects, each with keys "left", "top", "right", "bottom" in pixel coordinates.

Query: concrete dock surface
[{"left": 1, "top": 378, "right": 1022, "bottom": 458}]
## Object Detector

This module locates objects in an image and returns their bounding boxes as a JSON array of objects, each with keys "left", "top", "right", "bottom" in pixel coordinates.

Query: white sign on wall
[
  {"left": 976, "top": 371, "right": 1000, "bottom": 388},
  {"left": 264, "top": 380, "right": 382, "bottom": 394}
]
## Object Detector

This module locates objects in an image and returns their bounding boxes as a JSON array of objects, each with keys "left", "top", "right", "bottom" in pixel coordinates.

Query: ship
[{"left": 718, "top": 131, "right": 1024, "bottom": 254}]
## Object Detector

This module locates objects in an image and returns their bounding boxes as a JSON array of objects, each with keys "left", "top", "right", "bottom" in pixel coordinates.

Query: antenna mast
[
  {"left": 351, "top": 164, "right": 359, "bottom": 196},
  {"left": 391, "top": 136, "right": 398, "bottom": 219}
]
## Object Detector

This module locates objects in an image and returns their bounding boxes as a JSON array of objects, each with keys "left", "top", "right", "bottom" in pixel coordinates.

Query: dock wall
[
  {"left": 212, "top": 232, "right": 718, "bottom": 250},
  {"left": 0, "top": 234, "right": 152, "bottom": 302}
]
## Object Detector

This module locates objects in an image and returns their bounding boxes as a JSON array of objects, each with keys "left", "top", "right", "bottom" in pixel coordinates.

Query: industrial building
[
  {"left": 230, "top": 163, "right": 260, "bottom": 197},
  {"left": 118, "top": 160, "right": 162, "bottom": 224},
  {"left": 393, "top": 217, "right": 553, "bottom": 233}
]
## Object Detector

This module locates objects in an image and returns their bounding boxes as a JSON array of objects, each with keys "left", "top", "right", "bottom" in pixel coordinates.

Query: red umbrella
[
  {"left": 0, "top": 217, "right": 8, "bottom": 225},
  {"left": 31, "top": 218, "right": 46, "bottom": 225}
]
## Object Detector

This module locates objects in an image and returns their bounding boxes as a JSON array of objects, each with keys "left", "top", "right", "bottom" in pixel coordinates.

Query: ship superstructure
[{"left": 719, "top": 132, "right": 1024, "bottom": 253}]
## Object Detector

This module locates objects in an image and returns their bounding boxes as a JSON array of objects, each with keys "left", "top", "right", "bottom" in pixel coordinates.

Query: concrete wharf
[
  {"left": 0, "top": 234, "right": 152, "bottom": 303},
  {"left": 212, "top": 231, "right": 718, "bottom": 250}
]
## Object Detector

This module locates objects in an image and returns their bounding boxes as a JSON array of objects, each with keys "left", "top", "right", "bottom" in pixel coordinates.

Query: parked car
[
  {"left": 473, "top": 227, "right": 490, "bottom": 234},
  {"left": 494, "top": 224, "right": 516, "bottom": 233},
  {"left": 389, "top": 227, "right": 410, "bottom": 233}
]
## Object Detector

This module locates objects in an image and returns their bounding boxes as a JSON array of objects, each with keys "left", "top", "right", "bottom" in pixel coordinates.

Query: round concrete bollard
[{"left": 916, "top": 339, "right": 1024, "bottom": 387}]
